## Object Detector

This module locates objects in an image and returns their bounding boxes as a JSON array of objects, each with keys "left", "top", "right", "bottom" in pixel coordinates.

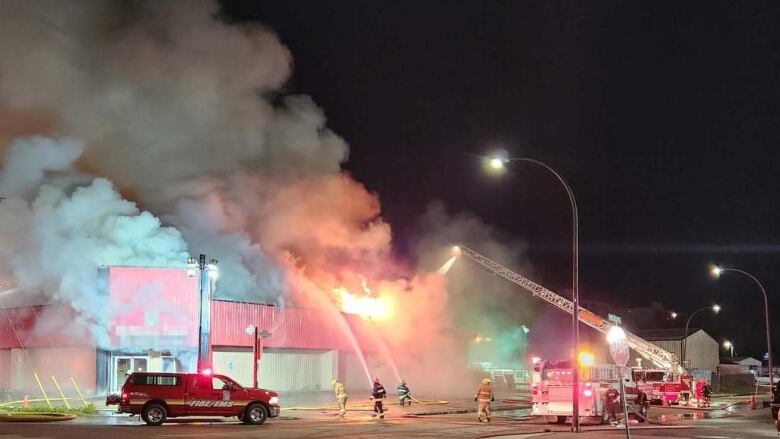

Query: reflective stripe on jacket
[{"left": 476, "top": 383, "right": 493, "bottom": 401}]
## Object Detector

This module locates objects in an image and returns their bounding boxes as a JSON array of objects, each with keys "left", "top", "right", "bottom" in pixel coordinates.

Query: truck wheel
[
  {"left": 243, "top": 403, "right": 268, "bottom": 425},
  {"left": 141, "top": 403, "right": 167, "bottom": 426}
]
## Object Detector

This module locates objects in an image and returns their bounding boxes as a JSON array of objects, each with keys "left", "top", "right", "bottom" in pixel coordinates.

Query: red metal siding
[
  {"left": 210, "top": 301, "right": 379, "bottom": 351},
  {"left": 0, "top": 305, "right": 87, "bottom": 349}
]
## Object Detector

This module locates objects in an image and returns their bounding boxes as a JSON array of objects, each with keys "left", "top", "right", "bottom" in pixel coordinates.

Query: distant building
[
  {"left": 719, "top": 357, "right": 762, "bottom": 376},
  {"left": 630, "top": 328, "right": 719, "bottom": 373}
]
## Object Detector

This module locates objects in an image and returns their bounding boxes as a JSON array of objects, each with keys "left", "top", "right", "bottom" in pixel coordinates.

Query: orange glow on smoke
[{"left": 334, "top": 286, "right": 393, "bottom": 320}]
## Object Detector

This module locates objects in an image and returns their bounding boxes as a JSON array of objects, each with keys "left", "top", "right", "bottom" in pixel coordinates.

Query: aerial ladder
[{"left": 454, "top": 245, "right": 681, "bottom": 374}]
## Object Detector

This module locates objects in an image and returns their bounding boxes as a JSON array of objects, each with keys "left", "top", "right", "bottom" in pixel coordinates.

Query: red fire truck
[
  {"left": 531, "top": 359, "right": 647, "bottom": 425},
  {"left": 632, "top": 368, "right": 693, "bottom": 405},
  {"left": 455, "top": 245, "right": 692, "bottom": 406},
  {"left": 106, "top": 371, "right": 280, "bottom": 426}
]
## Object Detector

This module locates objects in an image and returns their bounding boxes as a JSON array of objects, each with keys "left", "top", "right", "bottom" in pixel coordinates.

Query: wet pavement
[{"left": 1, "top": 395, "right": 777, "bottom": 438}]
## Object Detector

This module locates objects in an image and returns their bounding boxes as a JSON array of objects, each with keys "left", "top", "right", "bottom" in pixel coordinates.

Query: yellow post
[
  {"left": 33, "top": 372, "right": 52, "bottom": 409},
  {"left": 70, "top": 377, "right": 89, "bottom": 408},
  {"left": 51, "top": 376, "right": 71, "bottom": 409}
]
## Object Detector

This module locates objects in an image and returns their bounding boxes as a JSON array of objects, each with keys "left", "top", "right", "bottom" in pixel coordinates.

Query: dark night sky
[{"left": 222, "top": 1, "right": 780, "bottom": 359}]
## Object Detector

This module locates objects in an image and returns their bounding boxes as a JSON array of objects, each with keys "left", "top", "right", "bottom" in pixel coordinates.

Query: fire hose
[{"left": 283, "top": 397, "right": 448, "bottom": 411}]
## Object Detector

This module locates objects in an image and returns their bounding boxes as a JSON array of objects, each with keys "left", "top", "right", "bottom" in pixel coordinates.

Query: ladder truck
[{"left": 454, "top": 245, "right": 692, "bottom": 405}]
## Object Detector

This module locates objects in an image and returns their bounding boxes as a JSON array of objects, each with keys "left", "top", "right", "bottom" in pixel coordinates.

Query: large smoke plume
[{"left": 0, "top": 0, "right": 540, "bottom": 393}]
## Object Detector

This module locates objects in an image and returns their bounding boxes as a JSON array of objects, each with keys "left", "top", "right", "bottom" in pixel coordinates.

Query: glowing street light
[
  {"left": 723, "top": 340, "right": 735, "bottom": 358},
  {"left": 670, "top": 311, "right": 678, "bottom": 320},
  {"left": 484, "top": 153, "right": 581, "bottom": 432},
  {"left": 710, "top": 265, "right": 774, "bottom": 401},
  {"left": 489, "top": 157, "right": 506, "bottom": 170}
]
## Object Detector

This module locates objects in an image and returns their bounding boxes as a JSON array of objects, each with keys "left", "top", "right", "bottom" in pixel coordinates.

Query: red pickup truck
[{"left": 106, "top": 371, "right": 280, "bottom": 426}]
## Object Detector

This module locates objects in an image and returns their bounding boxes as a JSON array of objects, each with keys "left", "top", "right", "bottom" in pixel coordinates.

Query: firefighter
[
  {"left": 695, "top": 379, "right": 705, "bottom": 408},
  {"left": 634, "top": 387, "right": 649, "bottom": 420},
  {"left": 605, "top": 386, "right": 620, "bottom": 426},
  {"left": 371, "top": 377, "right": 387, "bottom": 418},
  {"left": 475, "top": 378, "right": 494, "bottom": 423},
  {"left": 332, "top": 379, "right": 347, "bottom": 419},
  {"left": 702, "top": 380, "right": 712, "bottom": 408},
  {"left": 398, "top": 380, "right": 412, "bottom": 406}
]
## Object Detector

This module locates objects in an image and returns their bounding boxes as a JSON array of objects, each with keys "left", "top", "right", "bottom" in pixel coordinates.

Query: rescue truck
[
  {"left": 454, "top": 245, "right": 692, "bottom": 406},
  {"left": 631, "top": 368, "right": 692, "bottom": 405},
  {"left": 106, "top": 371, "right": 280, "bottom": 426},
  {"left": 531, "top": 359, "right": 647, "bottom": 425}
]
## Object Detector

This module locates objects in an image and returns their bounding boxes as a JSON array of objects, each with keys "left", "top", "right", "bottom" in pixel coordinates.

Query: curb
[{"left": 0, "top": 413, "right": 77, "bottom": 422}]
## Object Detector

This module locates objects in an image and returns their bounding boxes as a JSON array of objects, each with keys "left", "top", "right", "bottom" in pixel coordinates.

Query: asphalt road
[{"left": 0, "top": 401, "right": 777, "bottom": 438}]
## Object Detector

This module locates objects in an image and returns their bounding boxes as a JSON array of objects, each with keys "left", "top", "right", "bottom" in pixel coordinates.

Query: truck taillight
[{"left": 121, "top": 393, "right": 129, "bottom": 404}]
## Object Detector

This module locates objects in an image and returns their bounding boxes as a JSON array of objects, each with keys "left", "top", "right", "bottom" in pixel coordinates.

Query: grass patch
[{"left": 0, "top": 404, "right": 97, "bottom": 416}]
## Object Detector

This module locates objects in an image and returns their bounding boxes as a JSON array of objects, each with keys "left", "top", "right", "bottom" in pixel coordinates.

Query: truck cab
[{"left": 107, "top": 371, "right": 280, "bottom": 426}]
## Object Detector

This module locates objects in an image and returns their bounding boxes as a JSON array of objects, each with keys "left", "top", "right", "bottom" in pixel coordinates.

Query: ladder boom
[{"left": 455, "top": 245, "right": 679, "bottom": 371}]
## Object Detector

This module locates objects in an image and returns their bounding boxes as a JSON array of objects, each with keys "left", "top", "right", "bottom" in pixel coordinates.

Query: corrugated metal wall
[
  {"left": 213, "top": 347, "right": 337, "bottom": 392},
  {"left": 684, "top": 330, "right": 719, "bottom": 371},
  {"left": 213, "top": 348, "right": 253, "bottom": 387},
  {"left": 0, "top": 306, "right": 87, "bottom": 349},
  {"left": 0, "top": 349, "right": 11, "bottom": 391},
  {"left": 210, "top": 301, "right": 378, "bottom": 352},
  {"left": 9, "top": 347, "right": 97, "bottom": 395},
  {"left": 259, "top": 349, "right": 329, "bottom": 391},
  {"left": 628, "top": 329, "right": 718, "bottom": 372}
]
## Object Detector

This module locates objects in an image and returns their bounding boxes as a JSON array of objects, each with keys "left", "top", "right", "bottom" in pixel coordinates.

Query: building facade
[
  {"left": 0, "top": 266, "right": 383, "bottom": 397},
  {"left": 630, "top": 328, "right": 719, "bottom": 373}
]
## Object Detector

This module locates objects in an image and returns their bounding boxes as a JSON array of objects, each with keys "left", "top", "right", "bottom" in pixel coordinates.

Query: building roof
[
  {"left": 721, "top": 356, "right": 762, "bottom": 366},
  {"left": 632, "top": 328, "right": 705, "bottom": 341}
]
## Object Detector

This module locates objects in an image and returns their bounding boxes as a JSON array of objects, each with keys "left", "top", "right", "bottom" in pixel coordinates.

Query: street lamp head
[
  {"left": 670, "top": 311, "right": 678, "bottom": 319},
  {"left": 712, "top": 304, "right": 721, "bottom": 314},
  {"left": 723, "top": 340, "right": 732, "bottom": 349},
  {"left": 522, "top": 325, "right": 530, "bottom": 334},
  {"left": 710, "top": 265, "right": 723, "bottom": 278},
  {"left": 489, "top": 157, "right": 505, "bottom": 170}
]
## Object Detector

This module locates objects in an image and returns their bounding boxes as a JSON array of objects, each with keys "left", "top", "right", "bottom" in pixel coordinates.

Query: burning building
[{"left": 0, "top": 265, "right": 390, "bottom": 396}]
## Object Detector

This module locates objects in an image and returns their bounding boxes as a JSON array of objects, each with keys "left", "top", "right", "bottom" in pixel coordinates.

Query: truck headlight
[{"left": 269, "top": 396, "right": 278, "bottom": 405}]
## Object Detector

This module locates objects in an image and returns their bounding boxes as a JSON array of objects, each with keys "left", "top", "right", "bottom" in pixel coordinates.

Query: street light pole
[
  {"left": 190, "top": 254, "right": 219, "bottom": 373},
  {"left": 712, "top": 267, "right": 773, "bottom": 402},
  {"left": 682, "top": 305, "right": 720, "bottom": 368},
  {"left": 494, "top": 157, "right": 580, "bottom": 432}
]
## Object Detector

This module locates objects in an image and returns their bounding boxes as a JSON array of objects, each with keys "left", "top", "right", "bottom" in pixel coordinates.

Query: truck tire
[
  {"left": 141, "top": 403, "right": 167, "bottom": 426},
  {"left": 556, "top": 415, "right": 567, "bottom": 424},
  {"left": 243, "top": 403, "right": 268, "bottom": 425}
]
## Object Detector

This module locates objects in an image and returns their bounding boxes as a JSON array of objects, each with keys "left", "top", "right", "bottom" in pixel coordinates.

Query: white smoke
[
  {"left": 0, "top": 0, "right": 351, "bottom": 303},
  {"left": 0, "top": 137, "right": 189, "bottom": 345}
]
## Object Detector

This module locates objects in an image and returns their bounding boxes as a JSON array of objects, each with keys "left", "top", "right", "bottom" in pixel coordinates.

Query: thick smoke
[
  {"left": 0, "top": 0, "right": 540, "bottom": 393},
  {"left": 0, "top": 137, "right": 189, "bottom": 346}
]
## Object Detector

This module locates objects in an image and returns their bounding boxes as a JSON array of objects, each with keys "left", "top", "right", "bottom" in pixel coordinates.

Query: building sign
[{"left": 607, "top": 313, "right": 622, "bottom": 325}]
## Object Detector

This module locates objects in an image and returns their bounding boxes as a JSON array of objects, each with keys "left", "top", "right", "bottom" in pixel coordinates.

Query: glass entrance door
[{"left": 112, "top": 356, "right": 149, "bottom": 393}]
